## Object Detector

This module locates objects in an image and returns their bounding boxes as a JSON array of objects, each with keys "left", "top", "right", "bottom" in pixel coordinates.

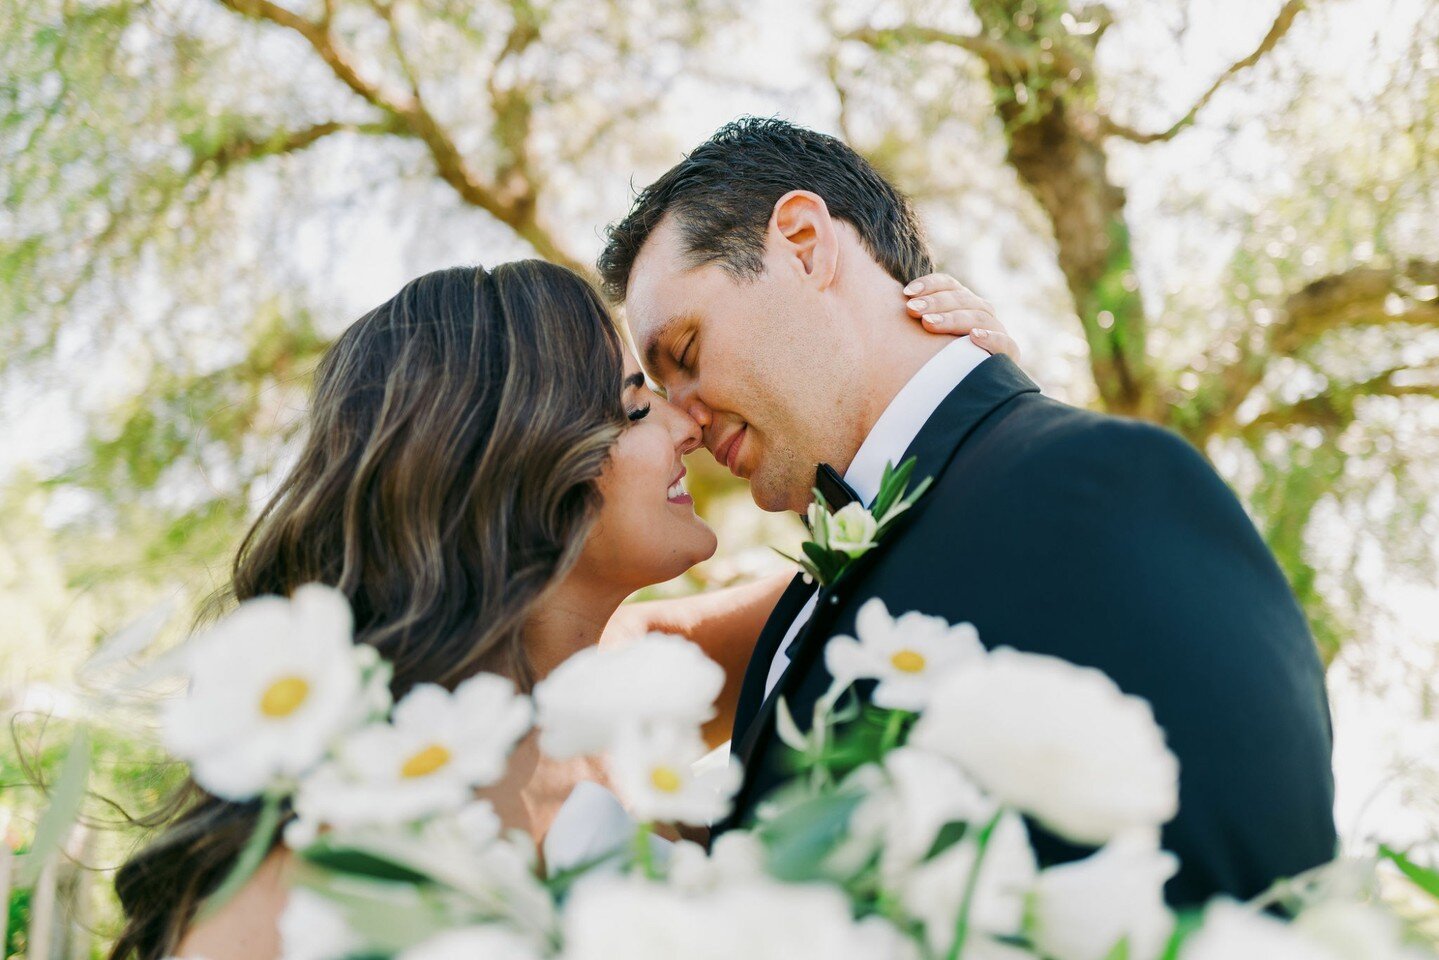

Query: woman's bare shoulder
[{"left": 174, "top": 847, "right": 293, "bottom": 959}]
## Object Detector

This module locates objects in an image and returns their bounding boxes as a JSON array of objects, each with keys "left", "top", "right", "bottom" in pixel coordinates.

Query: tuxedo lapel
[
  {"left": 730, "top": 571, "right": 814, "bottom": 749},
  {"left": 728, "top": 356, "right": 1041, "bottom": 820}
]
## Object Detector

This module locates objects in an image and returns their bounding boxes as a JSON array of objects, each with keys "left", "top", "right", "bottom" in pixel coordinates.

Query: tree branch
[
  {"left": 1192, "top": 259, "right": 1439, "bottom": 440},
  {"left": 190, "top": 119, "right": 405, "bottom": 174},
  {"left": 1097, "top": 0, "right": 1307, "bottom": 143},
  {"left": 212, "top": 0, "right": 588, "bottom": 276},
  {"left": 839, "top": 25, "right": 1060, "bottom": 80},
  {"left": 1270, "top": 259, "right": 1439, "bottom": 353},
  {"left": 1240, "top": 364, "right": 1439, "bottom": 439}
]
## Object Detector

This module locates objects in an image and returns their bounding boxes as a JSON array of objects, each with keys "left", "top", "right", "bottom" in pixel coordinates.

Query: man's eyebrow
[
  {"left": 623, "top": 372, "right": 646, "bottom": 389},
  {"left": 641, "top": 314, "right": 691, "bottom": 374}
]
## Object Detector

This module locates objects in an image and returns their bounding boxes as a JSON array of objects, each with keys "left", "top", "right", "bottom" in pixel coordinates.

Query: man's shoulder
[{"left": 945, "top": 391, "right": 1209, "bottom": 482}]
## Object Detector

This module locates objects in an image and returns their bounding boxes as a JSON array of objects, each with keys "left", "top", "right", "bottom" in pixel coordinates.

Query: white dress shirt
[{"left": 762, "top": 336, "right": 991, "bottom": 698}]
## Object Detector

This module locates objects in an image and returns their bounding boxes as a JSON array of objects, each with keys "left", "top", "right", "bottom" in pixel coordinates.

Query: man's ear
[{"left": 769, "top": 191, "right": 839, "bottom": 290}]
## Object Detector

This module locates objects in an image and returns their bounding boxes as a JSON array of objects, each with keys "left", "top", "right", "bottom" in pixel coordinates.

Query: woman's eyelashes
[{"left": 627, "top": 403, "right": 652, "bottom": 423}]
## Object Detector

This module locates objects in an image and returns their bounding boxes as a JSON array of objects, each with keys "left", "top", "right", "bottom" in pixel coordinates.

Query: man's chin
[{"left": 748, "top": 475, "right": 808, "bottom": 515}]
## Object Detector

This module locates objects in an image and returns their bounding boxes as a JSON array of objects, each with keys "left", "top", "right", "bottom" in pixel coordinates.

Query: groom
[{"left": 598, "top": 118, "right": 1336, "bottom": 905}]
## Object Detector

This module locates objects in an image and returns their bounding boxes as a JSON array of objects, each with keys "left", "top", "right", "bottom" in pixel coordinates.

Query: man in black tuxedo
[{"left": 598, "top": 117, "right": 1336, "bottom": 905}]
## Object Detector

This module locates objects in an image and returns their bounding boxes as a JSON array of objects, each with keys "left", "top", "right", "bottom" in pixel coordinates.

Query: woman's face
[{"left": 574, "top": 348, "right": 717, "bottom": 592}]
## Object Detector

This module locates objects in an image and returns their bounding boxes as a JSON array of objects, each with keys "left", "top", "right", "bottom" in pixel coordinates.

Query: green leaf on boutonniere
[
  {"left": 802, "top": 539, "right": 846, "bottom": 584},
  {"left": 774, "top": 457, "right": 933, "bottom": 588}
]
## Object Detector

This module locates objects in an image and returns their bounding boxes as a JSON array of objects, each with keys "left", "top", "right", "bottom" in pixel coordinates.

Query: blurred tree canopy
[{"left": 2, "top": 0, "right": 1436, "bottom": 667}]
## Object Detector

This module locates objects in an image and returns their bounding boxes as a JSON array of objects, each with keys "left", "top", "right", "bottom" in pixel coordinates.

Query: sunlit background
[{"left": 2, "top": 0, "right": 1436, "bottom": 953}]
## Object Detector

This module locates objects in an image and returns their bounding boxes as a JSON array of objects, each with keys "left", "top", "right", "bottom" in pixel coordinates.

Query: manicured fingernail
[
  {"left": 923, "top": 314, "right": 942, "bottom": 325},
  {"left": 908, "top": 298, "right": 927, "bottom": 311},
  {"left": 904, "top": 281, "right": 923, "bottom": 295},
  {"left": 971, "top": 328, "right": 988, "bottom": 340}
]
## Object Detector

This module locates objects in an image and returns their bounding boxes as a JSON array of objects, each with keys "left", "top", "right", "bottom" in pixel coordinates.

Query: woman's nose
[{"left": 670, "top": 403, "right": 703, "bottom": 456}]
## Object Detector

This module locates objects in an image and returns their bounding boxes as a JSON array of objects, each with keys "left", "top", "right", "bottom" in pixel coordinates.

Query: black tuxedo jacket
[{"left": 722, "top": 355, "right": 1337, "bottom": 906}]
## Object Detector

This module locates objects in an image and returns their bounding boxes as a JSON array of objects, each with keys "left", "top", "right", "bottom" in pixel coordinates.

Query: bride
[{"left": 109, "top": 259, "right": 1015, "bottom": 959}]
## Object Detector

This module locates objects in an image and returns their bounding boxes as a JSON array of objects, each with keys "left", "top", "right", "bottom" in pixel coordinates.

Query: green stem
[
  {"left": 946, "top": 811, "right": 1004, "bottom": 960},
  {"left": 632, "top": 822, "right": 658, "bottom": 880},
  {"left": 200, "top": 790, "right": 284, "bottom": 920},
  {"left": 880, "top": 710, "right": 906, "bottom": 754}
]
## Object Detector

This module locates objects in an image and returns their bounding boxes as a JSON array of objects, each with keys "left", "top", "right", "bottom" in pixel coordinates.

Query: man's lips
[{"left": 715, "top": 425, "right": 747, "bottom": 474}]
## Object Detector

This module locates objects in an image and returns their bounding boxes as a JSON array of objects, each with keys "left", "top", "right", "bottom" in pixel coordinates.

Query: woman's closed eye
[{"left": 627, "top": 403, "right": 652, "bottom": 422}]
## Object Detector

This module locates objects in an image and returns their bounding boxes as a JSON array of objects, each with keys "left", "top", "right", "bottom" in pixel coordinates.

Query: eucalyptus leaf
[
  {"left": 758, "top": 791, "right": 865, "bottom": 883},
  {"left": 296, "top": 873, "right": 451, "bottom": 952},
  {"left": 18, "top": 728, "right": 91, "bottom": 886}
]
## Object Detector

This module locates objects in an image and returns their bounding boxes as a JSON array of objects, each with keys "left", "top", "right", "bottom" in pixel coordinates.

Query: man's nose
[{"left": 669, "top": 382, "right": 712, "bottom": 431}]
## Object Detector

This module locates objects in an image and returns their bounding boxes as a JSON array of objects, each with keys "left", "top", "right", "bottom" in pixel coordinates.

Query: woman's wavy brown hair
[{"left": 108, "top": 260, "right": 628, "bottom": 959}]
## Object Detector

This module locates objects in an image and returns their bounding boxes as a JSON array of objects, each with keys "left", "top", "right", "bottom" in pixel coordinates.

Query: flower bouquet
[{"left": 22, "top": 585, "right": 1439, "bottom": 959}]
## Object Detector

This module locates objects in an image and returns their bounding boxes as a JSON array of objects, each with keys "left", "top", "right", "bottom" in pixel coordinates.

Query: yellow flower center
[
  {"left": 258, "top": 676, "right": 310, "bottom": 718},
  {"left": 890, "top": 649, "right": 927, "bottom": 674},
  {"left": 649, "top": 766, "right": 683, "bottom": 793},
  {"left": 400, "top": 743, "right": 453, "bottom": 779}
]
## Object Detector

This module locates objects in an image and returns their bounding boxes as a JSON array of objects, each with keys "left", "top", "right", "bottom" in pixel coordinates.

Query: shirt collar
[{"left": 842, "top": 337, "right": 991, "bottom": 506}]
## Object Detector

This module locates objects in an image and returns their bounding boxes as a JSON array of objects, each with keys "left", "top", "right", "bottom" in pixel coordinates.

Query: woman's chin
[{"left": 649, "top": 523, "right": 718, "bottom": 586}]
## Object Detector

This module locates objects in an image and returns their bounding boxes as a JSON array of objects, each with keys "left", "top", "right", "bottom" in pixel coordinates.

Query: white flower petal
[{"left": 910, "top": 647, "right": 1178, "bottom": 845}]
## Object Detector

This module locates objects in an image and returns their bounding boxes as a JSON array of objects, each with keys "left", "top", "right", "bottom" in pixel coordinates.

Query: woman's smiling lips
[{"left": 667, "top": 466, "right": 692, "bottom": 505}]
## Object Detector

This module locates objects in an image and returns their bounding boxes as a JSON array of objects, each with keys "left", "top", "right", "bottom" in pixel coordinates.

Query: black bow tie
[{"left": 815, "top": 463, "right": 861, "bottom": 511}]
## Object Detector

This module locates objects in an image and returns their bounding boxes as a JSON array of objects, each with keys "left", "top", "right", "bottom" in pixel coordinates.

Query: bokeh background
[{"left": 2, "top": 0, "right": 1437, "bottom": 953}]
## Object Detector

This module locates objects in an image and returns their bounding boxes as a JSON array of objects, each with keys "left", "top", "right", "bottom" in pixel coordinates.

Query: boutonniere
[{"left": 777, "top": 457, "right": 933, "bottom": 588}]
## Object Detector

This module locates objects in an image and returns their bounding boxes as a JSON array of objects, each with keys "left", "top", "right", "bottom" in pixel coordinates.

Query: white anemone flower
[
  {"left": 399, "top": 926, "right": 544, "bottom": 960},
  {"left": 532, "top": 633, "right": 724, "bottom": 758},
  {"left": 909, "top": 647, "right": 1179, "bottom": 846},
  {"left": 848, "top": 747, "right": 998, "bottom": 887},
  {"left": 1292, "top": 900, "right": 1425, "bottom": 960},
  {"left": 295, "top": 673, "right": 532, "bottom": 827},
  {"left": 1028, "top": 833, "right": 1179, "bottom": 960},
  {"left": 667, "top": 831, "right": 767, "bottom": 893},
  {"left": 278, "top": 888, "right": 360, "bottom": 960},
  {"left": 899, "top": 809, "right": 1037, "bottom": 957},
  {"left": 562, "top": 875, "right": 895, "bottom": 960},
  {"left": 1180, "top": 899, "right": 1334, "bottom": 960},
  {"left": 162, "top": 584, "right": 366, "bottom": 800},
  {"left": 609, "top": 723, "right": 742, "bottom": 826},
  {"left": 824, "top": 599, "right": 985, "bottom": 710}
]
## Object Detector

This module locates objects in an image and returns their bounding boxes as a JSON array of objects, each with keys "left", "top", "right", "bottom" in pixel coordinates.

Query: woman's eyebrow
[{"left": 623, "top": 372, "right": 646, "bottom": 388}]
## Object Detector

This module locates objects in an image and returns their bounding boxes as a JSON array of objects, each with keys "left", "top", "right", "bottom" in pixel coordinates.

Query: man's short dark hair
[{"left": 597, "top": 117, "right": 933, "bottom": 302}]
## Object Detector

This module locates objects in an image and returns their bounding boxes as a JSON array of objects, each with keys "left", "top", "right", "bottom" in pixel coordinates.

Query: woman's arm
[{"left": 604, "top": 571, "right": 793, "bottom": 748}]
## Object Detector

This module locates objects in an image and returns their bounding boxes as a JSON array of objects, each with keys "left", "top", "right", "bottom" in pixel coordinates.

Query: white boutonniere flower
[{"left": 779, "top": 457, "right": 932, "bottom": 588}]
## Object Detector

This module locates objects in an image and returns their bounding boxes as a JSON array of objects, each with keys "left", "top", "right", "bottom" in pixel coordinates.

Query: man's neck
[{"left": 837, "top": 314, "right": 954, "bottom": 476}]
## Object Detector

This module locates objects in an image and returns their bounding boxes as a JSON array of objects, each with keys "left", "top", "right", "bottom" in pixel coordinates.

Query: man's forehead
[{"left": 626, "top": 228, "right": 696, "bottom": 351}]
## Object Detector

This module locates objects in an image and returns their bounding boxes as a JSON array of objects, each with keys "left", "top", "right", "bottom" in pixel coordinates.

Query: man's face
[{"left": 625, "top": 217, "right": 860, "bottom": 513}]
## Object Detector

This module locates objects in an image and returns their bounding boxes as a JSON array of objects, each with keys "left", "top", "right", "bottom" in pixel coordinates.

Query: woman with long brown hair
[{"left": 108, "top": 259, "right": 1013, "bottom": 959}]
